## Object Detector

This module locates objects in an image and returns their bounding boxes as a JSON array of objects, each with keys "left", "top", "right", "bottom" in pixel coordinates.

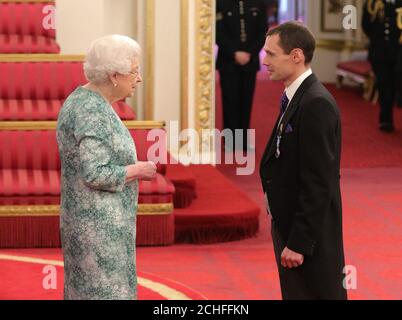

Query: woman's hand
[{"left": 126, "top": 161, "right": 157, "bottom": 182}]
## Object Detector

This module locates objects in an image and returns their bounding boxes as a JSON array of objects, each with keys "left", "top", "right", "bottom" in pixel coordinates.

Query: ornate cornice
[
  {"left": 195, "top": 0, "right": 215, "bottom": 153},
  {"left": 180, "top": 0, "right": 189, "bottom": 133}
]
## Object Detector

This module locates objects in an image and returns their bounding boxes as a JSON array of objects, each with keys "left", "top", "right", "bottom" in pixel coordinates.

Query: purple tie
[{"left": 280, "top": 92, "right": 289, "bottom": 116}]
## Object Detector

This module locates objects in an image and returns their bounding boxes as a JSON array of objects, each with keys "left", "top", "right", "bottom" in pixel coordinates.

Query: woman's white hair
[{"left": 83, "top": 35, "right": 141, "bottom": 85}]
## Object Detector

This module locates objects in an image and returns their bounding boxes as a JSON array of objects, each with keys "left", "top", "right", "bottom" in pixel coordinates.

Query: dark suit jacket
[
  {"left": 216, "top": 0, "right": 267, "bottom": 72},
  {"left": 259, "top": 74, "right": 347, "bottom": 299}
]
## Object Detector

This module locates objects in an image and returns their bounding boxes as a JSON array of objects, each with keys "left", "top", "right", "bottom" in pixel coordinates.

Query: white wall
[
  {"left": 56, "top": 0, "right": 103, "bottom": 54},
  {"left": 152, "top": 0, "right": 181, "bottom": 132},
  {"left": 56, "top": 0, "right": 137, "bottom": 54},
  {"left": 311, "top": 49, "right": 341, "bottom": 83},
  {"left": 305, "top": 0, "right": 339, "bottom": 83},
  {"left": 56, "top": 0, "right": 139, "bottom": 109},
  {"left": 305, "top": 0, "right": 366, "bottom": 83}
]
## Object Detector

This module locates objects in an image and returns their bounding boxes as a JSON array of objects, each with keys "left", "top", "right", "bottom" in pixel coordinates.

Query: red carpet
[
  {"left": 0, "top": 249, "right": 207, "bottom": 300},
  {"left": 2, "top": 168, "right": 401, "bottom": 300}
]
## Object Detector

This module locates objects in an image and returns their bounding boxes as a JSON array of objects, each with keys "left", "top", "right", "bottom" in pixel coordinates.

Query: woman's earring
[{"left": 114, "top": 83, "right": 117, "bottom": 87}]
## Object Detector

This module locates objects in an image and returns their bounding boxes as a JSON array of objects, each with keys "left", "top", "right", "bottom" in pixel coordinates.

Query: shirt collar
[{"left": 285, "top": 68, "right": 313, "bottom": 103}]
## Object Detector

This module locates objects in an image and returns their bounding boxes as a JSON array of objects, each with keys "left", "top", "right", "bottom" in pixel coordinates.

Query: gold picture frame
[{"left": 320, "top": 0, "right": 345, "bottom": 33}]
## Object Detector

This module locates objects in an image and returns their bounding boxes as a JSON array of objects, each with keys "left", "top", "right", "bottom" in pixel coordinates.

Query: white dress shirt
[{"left": 285, "top": 68, "right": 313, "bottom": 105}]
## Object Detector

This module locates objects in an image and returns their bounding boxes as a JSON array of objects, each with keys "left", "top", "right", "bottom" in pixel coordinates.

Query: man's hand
[
  {"left": 281, "top": 247, "right": 304, "bottom": 268},
  {"left": 234, "top": 51, "right": 251, "bottom": 66}
]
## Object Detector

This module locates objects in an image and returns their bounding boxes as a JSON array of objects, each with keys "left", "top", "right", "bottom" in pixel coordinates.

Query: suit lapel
[
  {"left": 262, "top": 74, "right": 318, "bottom": 166},
  {"left": 261, "top": 116, "right": 280, "bottom": 165}
]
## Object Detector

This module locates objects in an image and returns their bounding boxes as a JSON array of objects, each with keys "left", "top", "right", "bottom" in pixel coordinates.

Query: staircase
[{"left": 0, "top": 0, "right": 186, "bottom": 248}]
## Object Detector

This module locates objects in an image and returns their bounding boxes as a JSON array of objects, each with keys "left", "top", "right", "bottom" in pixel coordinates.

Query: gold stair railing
[
  {"left": 0, "top": 120, "right": 166, "bottom": 130},
  {"left": 0, "top": 203, "right": 174, "bottom": 217}
]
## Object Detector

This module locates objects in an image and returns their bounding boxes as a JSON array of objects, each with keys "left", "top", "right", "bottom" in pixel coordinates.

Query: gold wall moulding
[
  {"left": 0, "top": 120, "right": 166, "bottom": 131},
  {"left": 145, "top": 0, "right": 155, "bottom": 120},
  {"left": 180, "top": 0, "right": 189, "bottom": 133},
  {"left": 0, "top": 0, "right": 54, "bottom": 3},
  {"left": 316, "top": 39, "right": 367, "bottom": 51},
  {"left": 195, "top": 0, "right": 215, "bottom": 151},
  {"left": 0, "top": 203, "right": 174, "bottom": 217},
  {"left": 0, "top": 54, "right": 85, "bottom": 63}
]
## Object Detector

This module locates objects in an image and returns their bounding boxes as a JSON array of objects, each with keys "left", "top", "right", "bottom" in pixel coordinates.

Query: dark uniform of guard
[
  {"left": 216, "top": 0, "right": 267, "bottom": 149},
  {"left": 397, "top": 6, "right": 402, "bottom": 107},
  {"left": 362, "top": 0, "right": 402, "bottom": 132}
]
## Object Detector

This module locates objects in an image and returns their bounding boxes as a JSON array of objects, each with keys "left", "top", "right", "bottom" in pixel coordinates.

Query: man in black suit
[
  {"left": 259, "top": 21, "right": 347, "bottom": 300},
  {"left": 362, "top": 0, "right": 402, "bottom": 132},
  {"left": 216, "top": 0, "right": 267, "bottom": 150}
]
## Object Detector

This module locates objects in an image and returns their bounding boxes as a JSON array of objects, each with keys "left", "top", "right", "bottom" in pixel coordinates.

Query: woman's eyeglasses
[{"left": 127, "top": 69, "right": 141, "bottom": 78}]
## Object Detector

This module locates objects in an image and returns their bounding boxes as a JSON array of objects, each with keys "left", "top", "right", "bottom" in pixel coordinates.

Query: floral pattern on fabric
[{"left": 56, "top": 86, "right": 138, "bottom": 300}]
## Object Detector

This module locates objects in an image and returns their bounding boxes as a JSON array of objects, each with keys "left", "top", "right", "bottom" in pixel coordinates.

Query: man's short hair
[{"left": 266, "top": 21, "right": 316, "bottom": 64}]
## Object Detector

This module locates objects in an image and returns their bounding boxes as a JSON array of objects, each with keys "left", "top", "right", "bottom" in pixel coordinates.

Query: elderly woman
[{"left": 56, "top": 35, "right": 156, "bottom": 300}]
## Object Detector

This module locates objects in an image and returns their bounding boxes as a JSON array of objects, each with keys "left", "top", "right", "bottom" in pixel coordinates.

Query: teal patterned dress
[{"left": 56, "top": 86, "right": 138, "bottom": 300}]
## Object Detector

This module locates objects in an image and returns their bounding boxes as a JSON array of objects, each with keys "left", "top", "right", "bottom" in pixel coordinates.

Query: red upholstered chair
[
  {"left": 0, "top": 34, "right": 60, "bottom": 54},
  {"left": 129, "top": 128, "right": 167, "bottom": 175},
  {"left": 0, "top": 99, "right": 136, "bottom": 121},
  {"left": 130, "top": 129, "right": 197, "bottom": 208},
  {"left": 0, "top": 128, "right": 171, "bottom": 203},
  {"left": 165, "top": 163, "right": 197, "bottom": 208},
  {"left": 336, "top": 51, "right": 377, "bottom": 103},
  {"left": 0, "top": 62, "right": 136, "bottom": 120},
  {"left": 0, "top": 2, "right": 60, "bottom": 53},
  {"left": 0, "top": 126, "right": 175, "bottom": 247}
]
